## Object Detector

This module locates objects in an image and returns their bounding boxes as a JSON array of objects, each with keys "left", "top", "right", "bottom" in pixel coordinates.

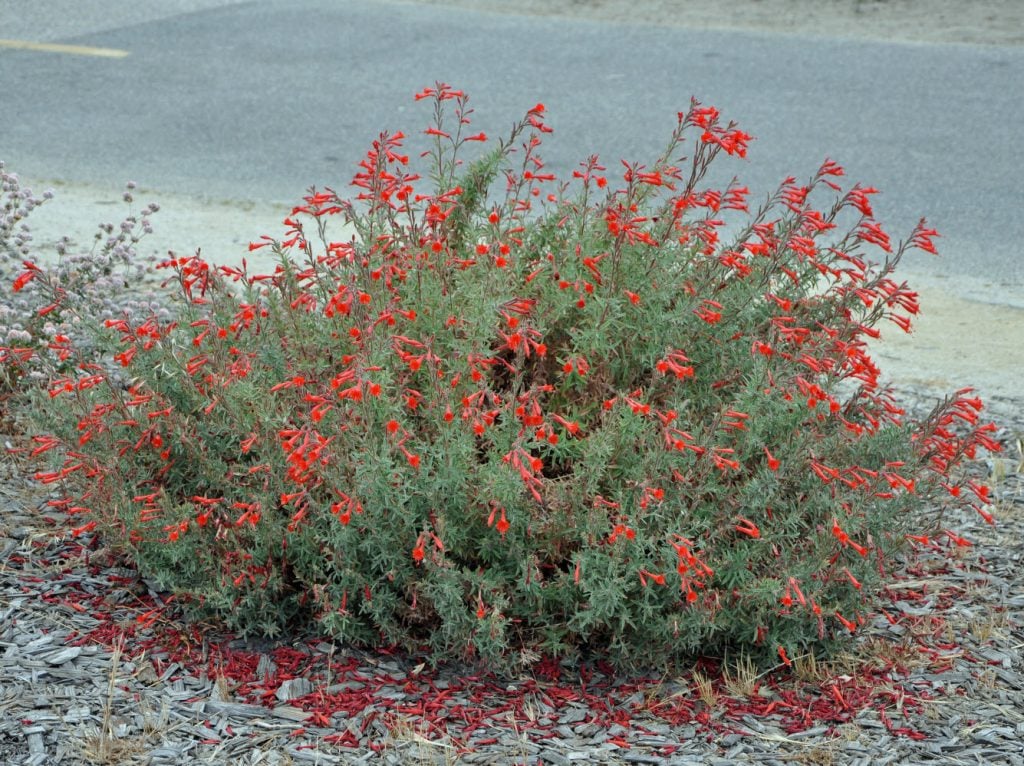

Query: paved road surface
[{"left": 2, "top": 0, "right": 1022, "bottom": 301}]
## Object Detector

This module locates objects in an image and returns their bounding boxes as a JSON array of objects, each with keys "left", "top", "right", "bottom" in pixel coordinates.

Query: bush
[{"left": 7, "top": 85, "right": 1000, "bottom": 672}]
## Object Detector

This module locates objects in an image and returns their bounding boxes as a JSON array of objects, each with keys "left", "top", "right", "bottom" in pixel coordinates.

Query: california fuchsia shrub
[{"left": 13, "top": 85, "right": 1000, "bottom": 670}]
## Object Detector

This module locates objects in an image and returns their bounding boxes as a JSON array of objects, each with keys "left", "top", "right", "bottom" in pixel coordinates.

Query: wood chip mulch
[{"left": 2, "top": 398, "right": 1022, "bottom": 766}]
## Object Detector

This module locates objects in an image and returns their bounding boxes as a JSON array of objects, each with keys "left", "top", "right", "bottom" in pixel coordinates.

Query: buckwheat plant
[
  {"left": 13, "top": 86, "right": 1000, "bottom": 671},
  {"left": 0, "top": 163, "right": 167, "bottom": 392}
]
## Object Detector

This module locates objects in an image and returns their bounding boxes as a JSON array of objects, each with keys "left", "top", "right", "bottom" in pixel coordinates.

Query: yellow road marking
[{"left": 0, "top": 39, "right": 129, "bottom": 58}]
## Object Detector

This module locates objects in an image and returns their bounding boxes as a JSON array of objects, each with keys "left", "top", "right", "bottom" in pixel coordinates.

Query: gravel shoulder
[{"left": 393, "top": 0, "right": 1024, "bottom": 47}]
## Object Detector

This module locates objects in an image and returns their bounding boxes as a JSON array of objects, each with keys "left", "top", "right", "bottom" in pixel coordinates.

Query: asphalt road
[{"left": 2, "top": 0, "right": 1023, "bottom": 297}]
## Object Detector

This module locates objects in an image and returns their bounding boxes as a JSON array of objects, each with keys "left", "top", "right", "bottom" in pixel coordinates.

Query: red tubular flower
[
  {"left": 607, "top": 523, "right": 636, "bottom": 543},
  {"left": 734, "top": 518, "right": 760, "bottom": 539},
  {"left": 778, "top": 646, "right": 792, "bottom": 667},
  {"left": 694, "top": 300, "right": 723, "bottom": 324},
  {"left": 788, "top": 577, "right": 806, "bottom": 607},
  {"left": 944, "top": 530, "right": 972, "bottom": 547},
  {"left": 889, "top": 313, "right": 913, "bottom": 333},
  {"left": 71, "top": 521, "right": 97, "bottom": 537},
  {"left": 496, "top": 509, "right": 510, "bottom": 537},
  {"left": 711, "top": 448, "right": 740, "bottom": 472},
  {"left": 855, "top": 221, "right": 892, "bottom": 252},
  {"left": 834, "top": 611, "right": 857, "bottom": 632},
  {"left": 843, "top": 568, "right": 862, "bottom": 590},
  {"left": 722, "top": 410, "right": 749, "bottom": 432},
  {"left": 638, "top": 569, "right": 667, "bottom": 587},
  {"left": 11, "top": 261, "right": 41, "bottom": 292},
  {"left": 910, "top": 218, "right": 940, "bottom": 254},
  {"left": 114, "top": 347, "right": 137, "bottom": 367},
  {"left": 817, "top": 158, "right": 844, "bottom": 178},
  {"left": 847, "top": 186, "right": 878, "bottom": 217},
  {"left": 551, "top": 414, "right": 580, "bottom": 437},
  {"left": 974, "top": 504, "right": 995, "bottom": 525},
  {"left": 831, "top": 518, "right": 850, "bottom": 545}
]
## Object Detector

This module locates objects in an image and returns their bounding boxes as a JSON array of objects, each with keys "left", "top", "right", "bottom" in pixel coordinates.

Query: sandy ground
[{"left": 12, "top": 0, "right": 1023, "bottom": 423}]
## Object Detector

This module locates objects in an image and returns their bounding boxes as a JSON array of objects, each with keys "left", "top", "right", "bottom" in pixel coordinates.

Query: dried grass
[
  {"left": 691, "top": 669, "right": 718, "bottom": 709},
  {"left": 722, "top": 652, "right": 760, "bottom": 698},
  {"left": 381, "top": 713, "right": 459, "bottom": 766},
  {"left": 77, "top": 640, "right": 147, "bottom": 765}
]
